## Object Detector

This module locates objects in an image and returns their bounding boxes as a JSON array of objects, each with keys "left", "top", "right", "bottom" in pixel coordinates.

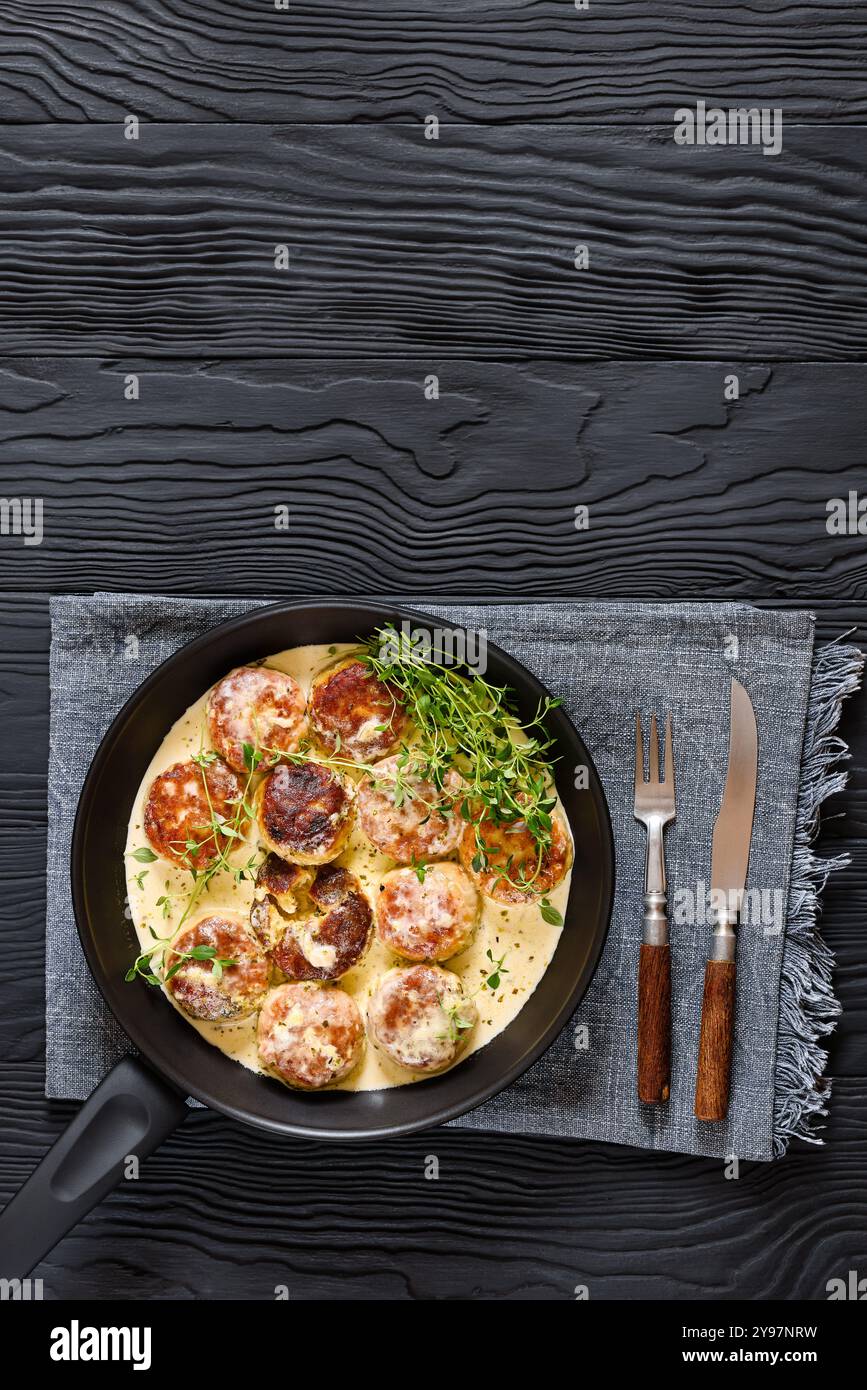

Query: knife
[{"left": 694, "top": 677, "right": 758, "bottom": 1122}]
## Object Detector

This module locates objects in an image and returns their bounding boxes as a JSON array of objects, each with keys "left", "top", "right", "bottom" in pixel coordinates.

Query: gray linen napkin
[{"left": 47, "top": 595, "right": 862, "bottom": 1161}]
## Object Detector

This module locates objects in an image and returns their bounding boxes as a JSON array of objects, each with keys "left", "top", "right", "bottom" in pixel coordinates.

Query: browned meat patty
[
  {"left": 358, "top": 755, "right": 463, "bottom": 862},
  {"left": 250, "top": 854, "right": 315, "bottom": 951},
  {"left": 459, "top": 806, "right": 572, "bottom": 903},
  {"left": 272, "top": 865, "right": 372, "bottom": 981},
  {"left": 165, "top": 914, "right": 269, "bottom": 1022},
  {"left": 256, "top": 760, "right": 355, "bottom": 864},
  {"left": 252, "top": 860, "right": 373, "bottom": 981},
  {"left": 367, "top": 964, "right": 477, "bottom": 1073},
  {"left": 375, "top": 862, "right": 479, "bottom": 962},
  {"left": 144, "top": 757, "right": 243, "bottom": 869},
  {"left": 309, "top": 657, "right": 410, "bottom": 763},
  {"left": 207, "top": 665, "right": 308, "bottom": 774},
  {"left": 257, "top": 982, "right": 364, "bottom": 1089}
]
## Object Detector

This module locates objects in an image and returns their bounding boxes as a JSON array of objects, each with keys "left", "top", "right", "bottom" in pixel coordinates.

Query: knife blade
[
  {"left": 710, "top": 677, "right": 758, "bottom": 925},
  {"left": 694, "top": 677, "right": 758, "bottom": 1122}
]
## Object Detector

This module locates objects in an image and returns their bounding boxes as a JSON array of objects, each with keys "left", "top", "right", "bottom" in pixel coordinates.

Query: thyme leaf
[
  {"left": 539, "top": 898, "right": 564, "bottom": 927},
  {"left": 484, "top": 948, "right": 510, "bottom": 991},
  {"left": 129, "top": 847, "right": 158, "bottom": 864},
  {"left": 357, "top": 626, "right": 561, "bottom": 894}
]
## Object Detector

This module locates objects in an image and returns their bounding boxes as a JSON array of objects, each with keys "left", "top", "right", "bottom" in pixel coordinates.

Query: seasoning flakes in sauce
[{"left": 124, "top": 642, "right": 572, "bottom": 1094}]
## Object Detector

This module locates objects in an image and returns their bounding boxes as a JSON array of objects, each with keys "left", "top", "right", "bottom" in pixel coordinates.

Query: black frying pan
[{"left": 0, "top": 600, "right": 614, "bottom": 1278}]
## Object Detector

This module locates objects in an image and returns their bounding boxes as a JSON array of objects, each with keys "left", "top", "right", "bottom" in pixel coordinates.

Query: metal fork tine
[
  {"left": 635, "top": 709, "right": 674, "bottom": 1105},
  {"left": 635, "top": 711, "right": 675, "bottom": 816},
  {"left": 664, "top": 714, "right": 674, "bottom": 789},
  {"left": 649, "top": 713, "right": 660, "bottom": 783},
  {"left": 634, "top": 712, "right": 644, "bottom": 792}
]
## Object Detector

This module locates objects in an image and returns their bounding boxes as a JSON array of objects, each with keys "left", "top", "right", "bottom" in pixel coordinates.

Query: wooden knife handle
[
  {"left": 637, "top": 942, "right": 671, "bottom": 1103},
  {"left": 694, "top": 959, "right": 736, "bottom": 1121}
]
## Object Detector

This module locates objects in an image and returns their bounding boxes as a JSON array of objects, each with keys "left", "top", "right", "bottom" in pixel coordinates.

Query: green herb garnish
[
  {"left": 269, "top": 627, "right": 561, "bottom": 896},
  {"left": 360, "top": 626, "right": 561, "bottom": 893},
  {"left": 539, "top": 898, "right": 563, "bottom": 927},
  {"left": 167, "top": 748, "right": 263, "bottom": 928},
  {"left": 126, "top": 934, "right": 237, "bottom": 988},
  {"left": 437, "top": 998, "right": 476, "bottom": 1044},
  {"left": 484, "top": 948, "right": 510, "bottom": 991}
]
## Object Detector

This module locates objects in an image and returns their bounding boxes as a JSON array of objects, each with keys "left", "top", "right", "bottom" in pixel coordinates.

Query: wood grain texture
[
  {"left": 637, "top": 942, "right": 671, "bottom": 1104},
  {"left": 1, "top": 1, "right": 866, "bottom": 125},
  {"left": 0, "top": 594, "right": 863, "bottom": 1074},
  {"left": 0, "top": 2, "right": 864, "bottom": 1295},
  {"left": 0, "top": 125, "right": 864, "bottom": 359},
  {"left": 0, "top": 1062, "right": 865, "bottom": 1300},
  {"left": 1, "top": 359, "right": 866, "bottom": 598},
  {"left": 0, "top": 589, "right": 862, "bottom": 1298},
  {"left": 695, "top": 959, "right": 737, "bottom": 1121}
]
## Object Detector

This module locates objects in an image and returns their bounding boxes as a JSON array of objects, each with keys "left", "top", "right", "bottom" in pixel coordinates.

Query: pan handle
[{"left": 0, "top": 1055, "right": 188, "bottom": 1279}]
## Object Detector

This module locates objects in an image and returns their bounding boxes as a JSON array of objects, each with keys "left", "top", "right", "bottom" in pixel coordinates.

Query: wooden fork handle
[
  {"left": 637, "top": 942, "right": 671, "bottom": 1103},
  {"left": 694, "top": 959, "right": 736, "bottom": 1121}
]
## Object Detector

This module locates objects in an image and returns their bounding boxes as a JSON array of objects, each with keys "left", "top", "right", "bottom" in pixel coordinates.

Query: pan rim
[{"left": 71, "top": 598, "right": 615, "bottom": 1139}]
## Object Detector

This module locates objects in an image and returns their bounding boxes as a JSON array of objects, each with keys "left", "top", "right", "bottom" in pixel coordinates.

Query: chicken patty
[
  {"left": 144, "top": 757, "right": 243, "bottom": 869},
  {"left": 256, "top": 760, "right": 355, "bottom": 864},
  {"left": 165, "top": 914, "right": 270, "bottom": 1023},
  {"left": 309, "top": 657, "right": 410, "bottom": 763},
  {"left": 257, "top": 982, "right": 364, "bottom": 1089},
  {"left": 266, "top": 864, "right": 373, "bottom": 981},
  {"left": 358, "top": 755, "right": 463, "bottom": 863},
  {"left": 207, "top": 665, "right": 308, "bottom": 774},
  {"left": 376, "top": 863, "right": 479, "bottom": 962},
  {"left": 459, "top": 806, "right": 572, "bottom": 903},
  {"left": 367, "top": 964, "right": 478, "bottom": 1073}
]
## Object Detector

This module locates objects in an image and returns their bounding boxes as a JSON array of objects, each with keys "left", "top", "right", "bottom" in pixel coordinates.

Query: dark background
[{"left": 0, "top": 2, "right": 865, "bottom": 1299}]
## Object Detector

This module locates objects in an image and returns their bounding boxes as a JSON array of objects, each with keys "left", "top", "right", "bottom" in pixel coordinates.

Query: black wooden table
[{"left": 0, "top": 3, "right": 865, "bottom": 1300}]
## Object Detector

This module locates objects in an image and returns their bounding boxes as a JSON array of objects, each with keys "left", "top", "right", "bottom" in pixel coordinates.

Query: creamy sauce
[{"left": 124, "top": 643, "right": 571, "bottom": 1091}]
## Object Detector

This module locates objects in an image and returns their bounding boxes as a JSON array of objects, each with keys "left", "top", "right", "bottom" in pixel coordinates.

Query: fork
[{"left": 634, "top": 713, "right": 676, "bottom": 1104}]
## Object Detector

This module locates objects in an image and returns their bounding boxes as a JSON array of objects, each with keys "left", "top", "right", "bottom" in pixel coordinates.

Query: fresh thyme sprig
[
  {"left": 127, "top": 741, "right": 264, "bottom": 989},
  {"left": 270, "top": 630, "right": 562, "bottom": 892},
  {"left": 125, "top": 925, "right": 237, "bottom": 988},
  {"left": 437, "top": 997, "right": 477, "bottom": 1045},
  {"left": 436, "top": 948, "right": 513, "bottom": 1042},
  {"left": 539, "top": 896, "right": 564, "bottom": 927},
  {"left": 127, "top": 629, "right": 565, "bottom": 999},
  {"left": 409, "top": 855, "right": 428, "bottom": 883},
  {"left": 484, "top": 948, "right": 510, "bottom": 991},
  {"left": 272, "top": 742, "right": 441, "bottom": 815},
  {"left": 171, "top": 742, "right": 263, "bottom": 929},
  {"left": 359, "top": 626, "right": 562, "bottom": 892}
]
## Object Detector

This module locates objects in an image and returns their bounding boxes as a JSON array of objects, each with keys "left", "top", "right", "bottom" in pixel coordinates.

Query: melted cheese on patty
[{"left": 125, "top": 643, "right": 570, "bottom": 1091}]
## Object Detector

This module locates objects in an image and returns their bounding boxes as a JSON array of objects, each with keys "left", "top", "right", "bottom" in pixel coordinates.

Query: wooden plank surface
[
  {"left": 0, "top": 125, "right": 864, "bottom": 359},
  {"left": 0, "top": 0, "right": 865, "bottom": 1305},
  {"left": 1, "top": 1, "right": 866, "bottom": 125},
  {"left": 0, "top": 591, "right": 863, "bottom": 1073},
  {"left": 1, "top": 359, "right": 866, "bottom": 598},
  {"left": 0, "top": 580, "right": 863, "bottom": 1297},
  {"left": 0, "top": 1063, "right": 864, "bottom": 1300}
]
